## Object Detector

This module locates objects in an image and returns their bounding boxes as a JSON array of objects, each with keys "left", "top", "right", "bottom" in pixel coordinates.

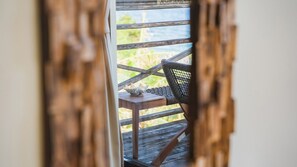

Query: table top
[{"left": 119, "top": 92, "right": 165, "bottom": 104}]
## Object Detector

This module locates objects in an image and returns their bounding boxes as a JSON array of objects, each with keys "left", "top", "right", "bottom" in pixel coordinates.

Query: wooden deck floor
[{"left": 122, "top": 119, "right": 189, "bottom": 167}]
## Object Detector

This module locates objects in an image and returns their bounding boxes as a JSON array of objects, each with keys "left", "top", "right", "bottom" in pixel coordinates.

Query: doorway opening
[{"left": 116, "top": 0, "right": 192, "bottom": 166}]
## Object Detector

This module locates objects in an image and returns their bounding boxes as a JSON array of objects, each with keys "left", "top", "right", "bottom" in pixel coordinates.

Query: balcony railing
[
  {"left": 117, "top": 0, "right": 190, "bottom": 11},
  {"left": 116, "top": 1, "right": 191, "bottom": 166}
]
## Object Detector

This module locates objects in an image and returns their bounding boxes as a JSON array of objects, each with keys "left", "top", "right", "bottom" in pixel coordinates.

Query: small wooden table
[{"left": 119, "top": 92, "right": 166, "bottom": 159}]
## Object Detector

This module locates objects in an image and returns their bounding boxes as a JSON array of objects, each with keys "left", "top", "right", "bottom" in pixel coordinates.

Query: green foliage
[
  {"left": 117, "top": 15, "right": 141, "bottom": 83},
  {"left": 116, "top": 15, "right": 140, "bottom": 45}
]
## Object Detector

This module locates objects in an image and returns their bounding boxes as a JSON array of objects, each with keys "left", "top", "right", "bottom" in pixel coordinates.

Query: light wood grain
[{"left": 43, "top": 0, "right": 110, "bottom": 166}]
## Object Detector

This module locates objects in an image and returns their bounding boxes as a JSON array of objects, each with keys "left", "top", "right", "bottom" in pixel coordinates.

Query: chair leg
[{"left": 151, "top": 126, "right": 190, "bottom": 167}]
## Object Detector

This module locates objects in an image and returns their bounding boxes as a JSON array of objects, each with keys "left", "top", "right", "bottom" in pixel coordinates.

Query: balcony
[{"left": 116, "top": 0, "right": 191, "bottom": 166}]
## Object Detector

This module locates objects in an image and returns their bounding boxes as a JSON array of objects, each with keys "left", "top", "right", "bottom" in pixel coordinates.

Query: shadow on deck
[{"left": 123, "top": 120, "right": 189, "bottom": 167}]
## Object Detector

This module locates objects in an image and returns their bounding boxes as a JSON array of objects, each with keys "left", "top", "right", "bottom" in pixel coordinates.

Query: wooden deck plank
[
  {"left": 123, "top": 131, "right": 180, "bottom": 151},
  {"left": 138, "top": 140, "right": 188, "bottom": 162},
  {"left": 123, "top": 123, "right": 185, "bottom": 151},
  {"left": 122, "top": 120, "right": 186, "bottom": 137},
  {"left": 122, "top": 119, "right": 189, "bottom": 166},
  {"left": 124, "top": 129, "right": 184, "bottom": 154}
]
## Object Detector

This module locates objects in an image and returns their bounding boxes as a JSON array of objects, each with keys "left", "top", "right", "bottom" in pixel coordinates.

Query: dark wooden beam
[
  {"left": 117, "top": 3, "right": 190, "bottom": 11},
  {"left": 118, "top": 48, "right": 191, "bottom": 90},
  {"left": 120, "top": 108, "right": 183, "bottom": 126},
  {"left": 117, "top": 0, "right": 190, "bottom": 3},
  {"left": 117, "top": 20, "right": 190, "bottom": 30},
  {"left": 117, "top": 64, "right": 165, "bottom": 77},
  {"left": 117, "top": 0, "right": 157, "bottom": 3},
  {"left": 117, "top": 38, "right": 191, "bottom": 50}
]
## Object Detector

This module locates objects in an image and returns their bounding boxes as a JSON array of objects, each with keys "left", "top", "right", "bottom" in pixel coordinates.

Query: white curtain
[{"left": 102, "top": 0, "right": 123, "bottom": 166}]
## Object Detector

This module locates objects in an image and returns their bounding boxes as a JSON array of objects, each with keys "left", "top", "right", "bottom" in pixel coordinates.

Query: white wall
[
  {"left": 231, "top": 0, "right": 297, "bottom": 167},
  {"left": 1, "top": 0, "right": 297, "bottom": 166},
  {"left": 0, "top": 0, "right": 42, "bottom": 167}
]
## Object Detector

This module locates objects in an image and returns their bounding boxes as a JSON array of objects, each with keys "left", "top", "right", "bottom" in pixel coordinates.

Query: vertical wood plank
[
  {"left": 42, "top": 0, "right": 110, "bottom": 166},
  {"left": 191, "top": 0, "right": 237, "bottom": 166}
]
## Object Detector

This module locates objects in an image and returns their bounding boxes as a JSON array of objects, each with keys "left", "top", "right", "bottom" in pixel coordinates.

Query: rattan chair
[
  {"left": 152, "top": 59, "right": 191, "bottom": 166},
  {"left": 146, "top": 86, "right": 178, "bottom": 105}
]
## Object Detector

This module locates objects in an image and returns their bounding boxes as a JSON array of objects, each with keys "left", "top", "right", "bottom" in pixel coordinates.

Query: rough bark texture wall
[
  {"left": 43, "top": 0, "right": 109, "bottom": 166},
  {"left": 191, "top": 0, "right": 237, "bottom": 166}
]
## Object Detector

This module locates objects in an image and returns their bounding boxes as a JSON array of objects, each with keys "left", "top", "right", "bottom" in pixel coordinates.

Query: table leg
[{"left": 132, "top": 105, "right": 140, "bottom": 159}]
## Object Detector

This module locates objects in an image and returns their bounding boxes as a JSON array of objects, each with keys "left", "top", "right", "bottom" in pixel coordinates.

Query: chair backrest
[{"left": 161, "top": 59, "right": 191, "bottom": 104}]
